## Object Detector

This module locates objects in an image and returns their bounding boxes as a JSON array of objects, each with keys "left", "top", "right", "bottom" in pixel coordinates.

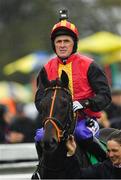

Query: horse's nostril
[
  {"left": 51, "top": 138, "right": 57, "bottom": 145},
  {"left": 44, "top": 141, "right": 50, "bottom": 150},
  {"left": 43, "top": 138, "right": 57, "bottom": 152}
]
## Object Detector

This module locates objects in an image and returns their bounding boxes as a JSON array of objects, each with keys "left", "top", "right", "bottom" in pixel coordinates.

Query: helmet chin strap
[
  {"left": 62, "top": 59, "right": 67, "bottom": 65},
  {"left": 57, "top": 56, "right": 68, "bottom": 65},
  {"left": 57, "top": 51, "right": 74, "bottom": 65}
]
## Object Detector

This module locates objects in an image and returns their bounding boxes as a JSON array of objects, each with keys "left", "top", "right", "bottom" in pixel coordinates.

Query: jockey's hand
[
  {"left": 66, "top": 135, "right": 77, "bottom": 156},
  {"left": 86, "top": 118, "right": 95, "bottom": 127},
  {"left": 73, "top": 101, "right": 84, "bottom": 112},
  {"left": 73, "top": 100, "right": 90, "bottom": 112}
]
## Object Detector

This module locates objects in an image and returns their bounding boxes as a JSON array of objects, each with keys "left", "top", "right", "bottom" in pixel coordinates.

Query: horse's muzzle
[{"left": 42, "top": 137, "right": 58, "bottom": 153}]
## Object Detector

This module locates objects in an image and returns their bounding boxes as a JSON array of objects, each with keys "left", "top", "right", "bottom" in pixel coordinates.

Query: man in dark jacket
[
  {"left": 66, "top": 129, "right": 121, "bottom": 179},
  {"left": 34, "top": 9, "right": 111, "bottom": 160}
]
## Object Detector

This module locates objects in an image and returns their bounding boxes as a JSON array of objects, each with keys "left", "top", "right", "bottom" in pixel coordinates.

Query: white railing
[
  {"left": 0, "top": 143, "right": 38, "bottom": 176},
  {"left": 0, "top": 143, "right": 38, "bottom": 161}
]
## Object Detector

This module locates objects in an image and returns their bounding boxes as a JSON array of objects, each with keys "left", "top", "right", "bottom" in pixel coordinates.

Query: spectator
[
  {"left": 99, "top": 89, "right": 121, "bottom": 129},
  {"left": 0, "top": 104, "right": 13, "bottom": 143},
  {"left": 8, "top": 103, "right": 36, "bottom": 143},
  {"left": 65, "top": 129, "right": 121, "bottom": 179}
]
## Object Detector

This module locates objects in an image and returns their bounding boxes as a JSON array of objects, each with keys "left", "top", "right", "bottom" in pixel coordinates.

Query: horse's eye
[
  {"left": 39, "top": 103, "right": 45, "bottom": 114},
  {"left": 40, "top": 98, "right": 49, "bottom": 112}
]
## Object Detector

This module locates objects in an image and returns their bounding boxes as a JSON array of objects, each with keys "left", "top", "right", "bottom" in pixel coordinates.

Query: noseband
[{"left": 43, "top": 86, "right": 74, "bottom": 142}]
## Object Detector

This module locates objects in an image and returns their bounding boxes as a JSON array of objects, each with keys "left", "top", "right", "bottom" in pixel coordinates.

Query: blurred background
[
  {"left": 0, "top": 0, "right": 121, "bottom": 178},
  {"left": 0, "top": 0, "right": 121, "bottom": 85}
]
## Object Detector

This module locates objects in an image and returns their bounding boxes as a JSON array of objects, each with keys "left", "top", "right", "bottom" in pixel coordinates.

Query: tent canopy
[
  {"left": 3, "top": 51, "right": 49, "bottom": 75},
  {"left": 78, "top": 31, "right": 121, "bottom": 54},
  {"left": 101, "top": 50, "right": 121, "bottom": 65},
  {"left": 0, "top": 81, "right": 32, "bottom": 103}
]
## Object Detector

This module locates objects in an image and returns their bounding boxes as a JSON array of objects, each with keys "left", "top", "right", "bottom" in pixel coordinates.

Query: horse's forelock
[{"left": 50, "top": 78, "right": 62, "bottom": 88}]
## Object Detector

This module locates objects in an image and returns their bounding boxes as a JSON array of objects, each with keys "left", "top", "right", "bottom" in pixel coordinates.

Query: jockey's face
[
  {"left": 107, "top": 140, "right": 121, "bottom": 166},
  {"left": 54, "top": 35, "right": 74, "bottom": 59}
]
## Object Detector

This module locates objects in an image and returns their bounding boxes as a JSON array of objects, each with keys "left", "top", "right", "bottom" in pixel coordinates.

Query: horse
[{"left": 31, "top": 67, "right": 115, "bottom": 179}]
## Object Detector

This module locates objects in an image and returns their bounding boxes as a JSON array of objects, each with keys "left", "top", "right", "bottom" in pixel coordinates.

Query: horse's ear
[
  {"left": 40, "top": 67, "right": 50, "bottom": 88},
  {"left": 61, "top": 70, "right": 69, "bottom": 88}
]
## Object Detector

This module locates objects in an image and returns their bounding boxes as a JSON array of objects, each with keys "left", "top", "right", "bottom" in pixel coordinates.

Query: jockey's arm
[{"left": 86, "top": 62, "right": 111, "bottom": 112}]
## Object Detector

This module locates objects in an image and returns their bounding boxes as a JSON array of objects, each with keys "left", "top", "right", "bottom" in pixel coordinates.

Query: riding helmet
[{"left": 51, "top": 10, "right": 79, "bottom": 54}]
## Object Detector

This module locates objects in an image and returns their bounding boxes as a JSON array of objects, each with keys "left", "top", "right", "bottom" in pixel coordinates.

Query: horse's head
[{"left": 39, "top": 67, "right": 75, "bottom": 152}]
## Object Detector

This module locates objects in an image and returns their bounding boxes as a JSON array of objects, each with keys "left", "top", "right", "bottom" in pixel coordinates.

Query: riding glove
[
  {"left": 73, "top": 100, "right": 90, "bottom": 112},
  {"left": 73, "top": 101, "right": 84, "bottom": 112}
]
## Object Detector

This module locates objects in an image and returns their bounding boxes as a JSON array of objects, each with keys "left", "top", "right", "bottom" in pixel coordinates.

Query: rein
[{"left": 43, "top": 86, "right": 73, "bottom": 142}]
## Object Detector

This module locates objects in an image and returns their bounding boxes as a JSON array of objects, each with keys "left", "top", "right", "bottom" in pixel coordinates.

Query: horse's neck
[{"left": 43, "top": 142, "right": 67, "bottom": 169}]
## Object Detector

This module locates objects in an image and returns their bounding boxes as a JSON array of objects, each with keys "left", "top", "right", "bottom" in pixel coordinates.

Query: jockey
[{"left": 35, "top": 10, "right": 111, "bottom": 159}]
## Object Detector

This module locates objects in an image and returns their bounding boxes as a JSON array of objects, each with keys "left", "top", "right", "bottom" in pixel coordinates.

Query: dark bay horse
[
  {"left": 32, "top": 67, "right": 79, "bottom": 179},
  {"left": 32, "top": 67, "right": 115, "bottom": 179}
]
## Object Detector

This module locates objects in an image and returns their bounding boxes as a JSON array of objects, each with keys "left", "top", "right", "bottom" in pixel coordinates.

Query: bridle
[{"left": 43, "top": 86, "right": 75, "bottom": 142}]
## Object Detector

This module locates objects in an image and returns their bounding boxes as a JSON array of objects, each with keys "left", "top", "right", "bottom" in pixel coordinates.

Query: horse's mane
[{"left": 50, "top": 78, "right": 67, "bottom": 88}]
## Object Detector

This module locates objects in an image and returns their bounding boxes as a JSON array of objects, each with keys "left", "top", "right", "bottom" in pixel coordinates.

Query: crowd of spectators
[
  {"left": 0, "top": 99, "right": 41, "bottom": 144},
  {"left": 1, "top": 88, "right": 121, "bottom": 144},
  {"left": 99, "top": 88, "right": 121, "bottom": 129}
]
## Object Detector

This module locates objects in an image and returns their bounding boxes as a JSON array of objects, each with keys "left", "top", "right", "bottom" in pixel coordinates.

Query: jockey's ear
[
  {"left": 40, "top": 67, "right": 50, "bottom": 88},
  {"left": 61, "top": 70, "right": 69, "bottom": 88}
]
